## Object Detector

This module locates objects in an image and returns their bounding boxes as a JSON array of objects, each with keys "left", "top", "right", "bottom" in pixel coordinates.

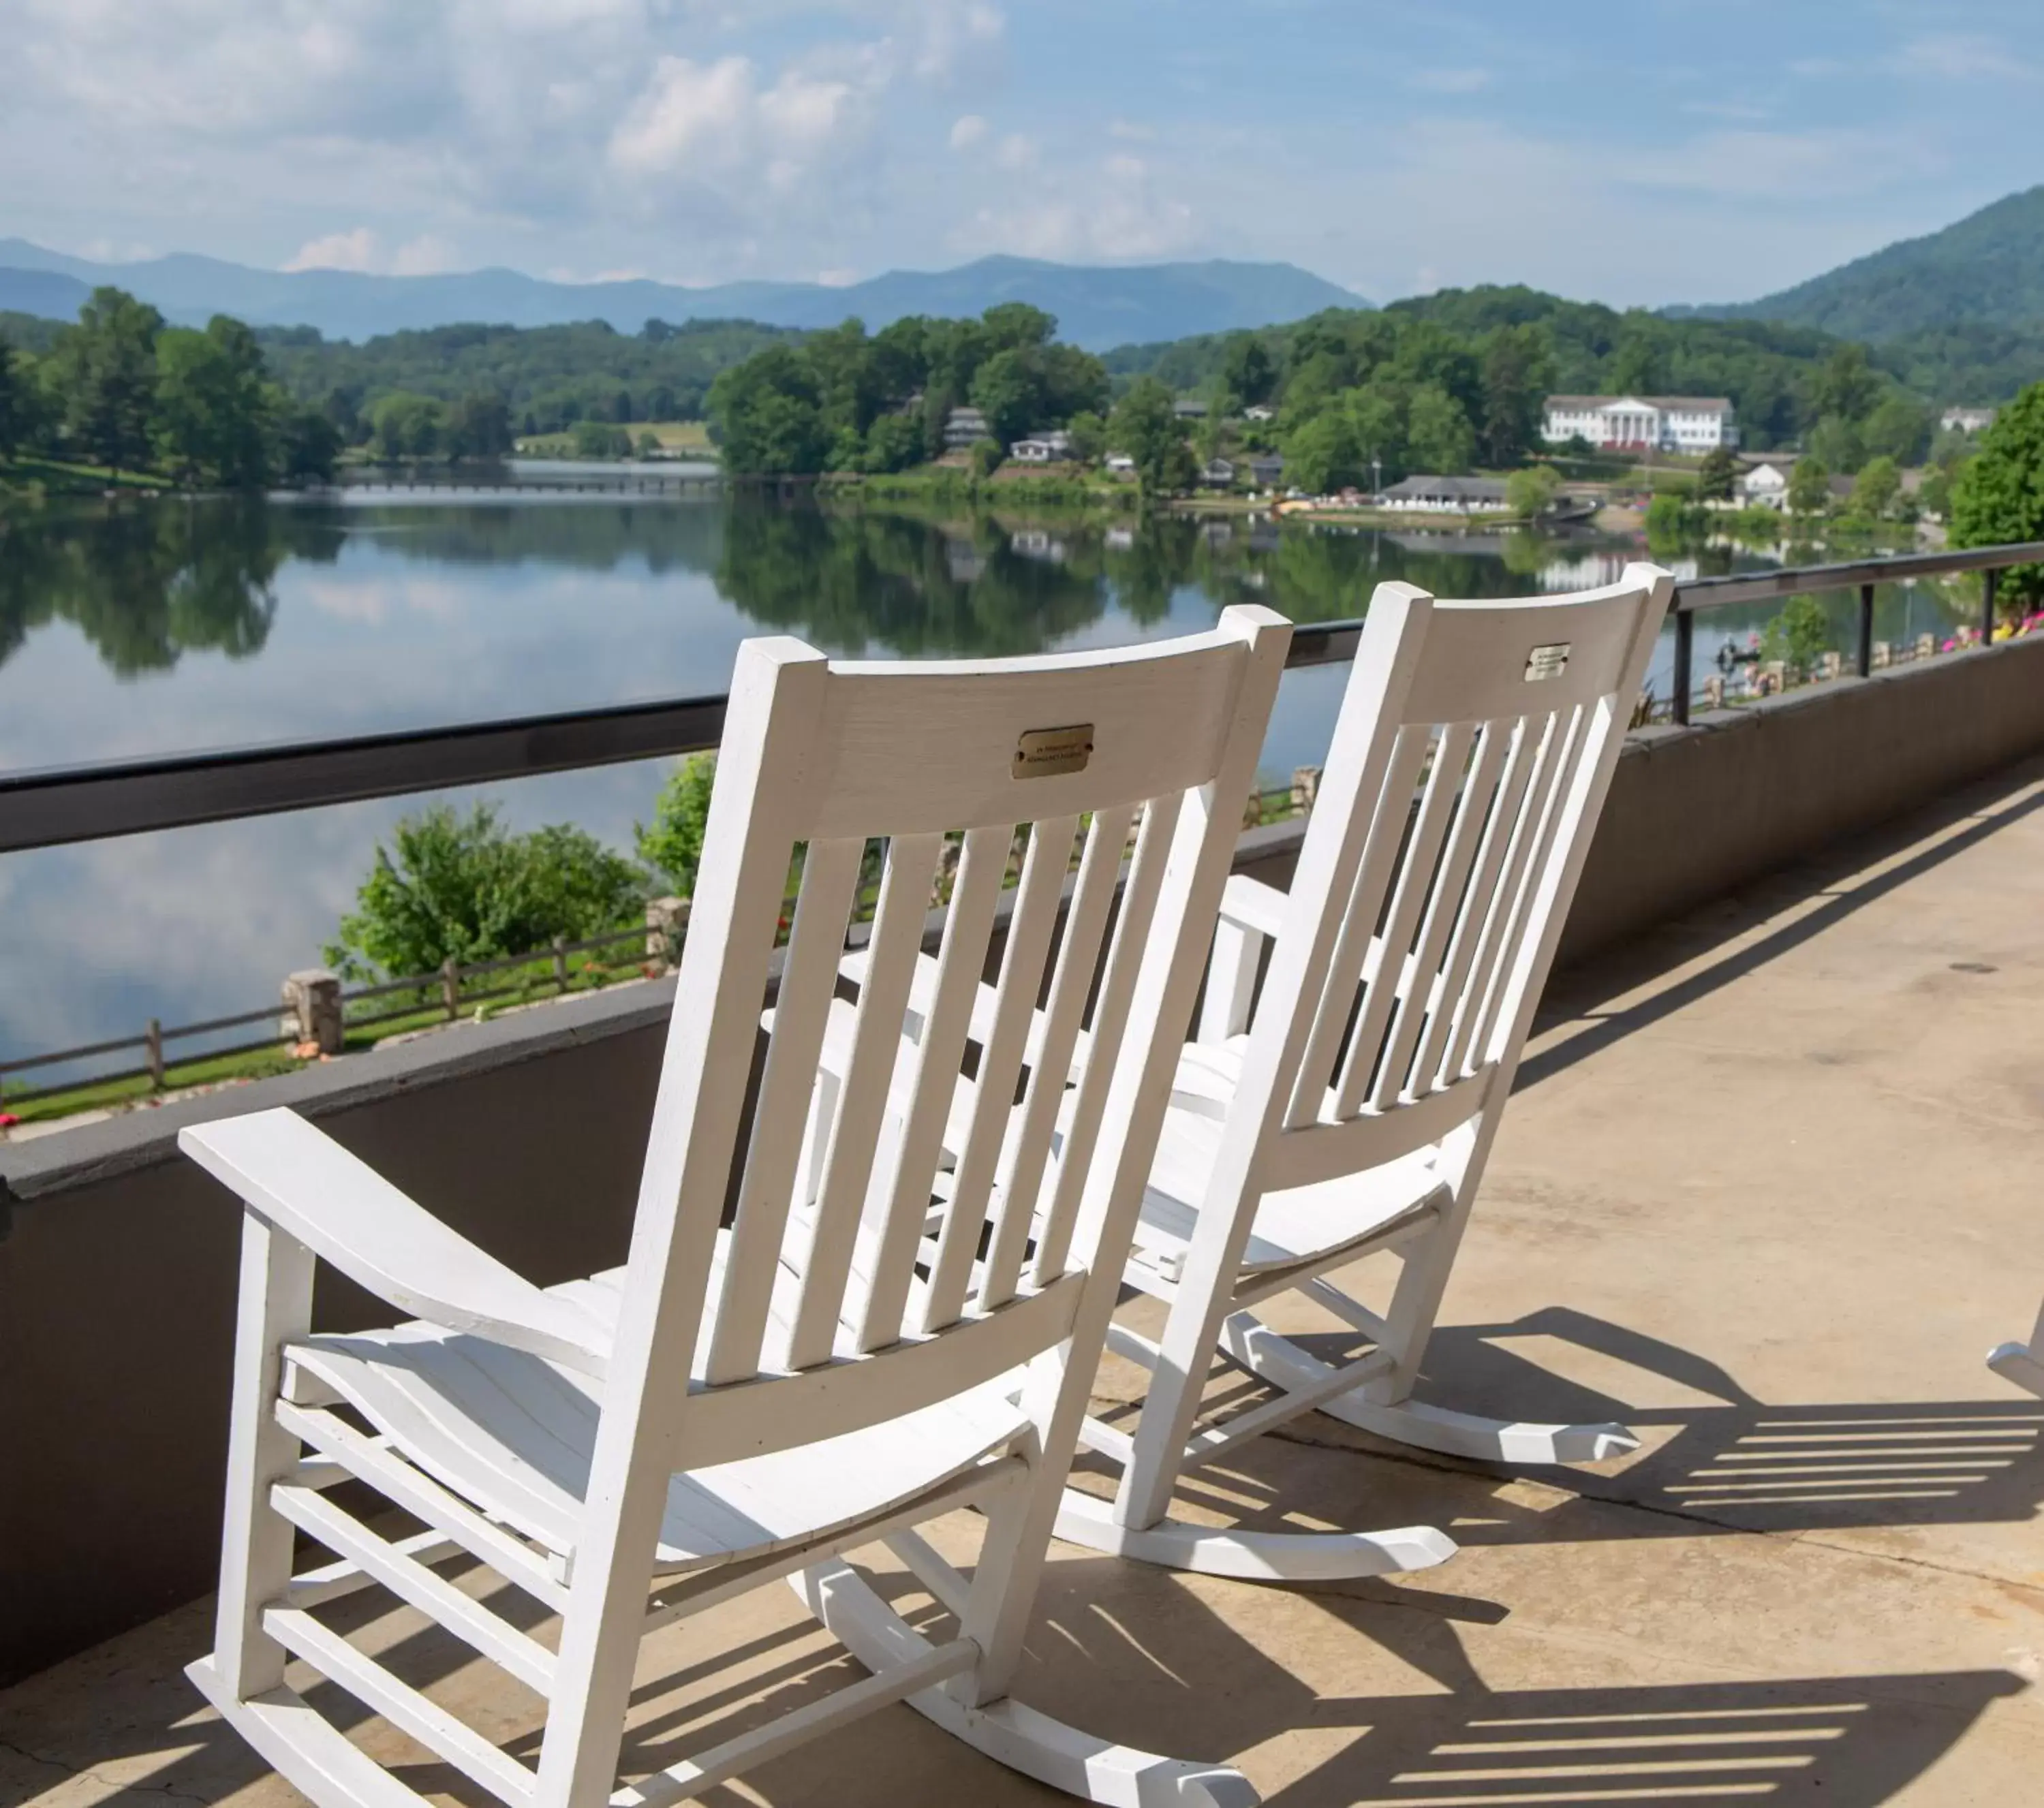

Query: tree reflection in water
[{"left": 0, "top": 501, "right": 331, "bottom": 677}]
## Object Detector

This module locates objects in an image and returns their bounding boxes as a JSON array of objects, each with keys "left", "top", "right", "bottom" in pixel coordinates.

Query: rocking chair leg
[
  {"left": 211, "top": 1214, "right": 315, "bottom": 1700},
  {"left": 792, "top": 1560, "right": 1259, "bottom": 1807}
]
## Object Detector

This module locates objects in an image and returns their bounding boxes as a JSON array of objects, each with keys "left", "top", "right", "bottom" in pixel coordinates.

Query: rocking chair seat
[
  {"left": 285, "top": 1232, "right": 1031, "bottom": 1579},
  {"left": 1129, "top": 1100, "right": 1448, "bottom": 1280}
]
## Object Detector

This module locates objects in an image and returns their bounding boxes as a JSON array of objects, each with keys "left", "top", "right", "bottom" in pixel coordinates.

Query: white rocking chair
[
  {"left": 1051, "top": 567, "right": 1675, "bottom": 1580},
  {"left": 1989, "top": 1302, "right": 2044, "bottom": 1398},
  {"left": 182, "top": 609, "right": 1292, "bottom": 1808}
]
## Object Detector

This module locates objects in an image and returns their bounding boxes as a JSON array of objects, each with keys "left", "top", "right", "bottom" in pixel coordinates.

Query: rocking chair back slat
[
  {"left": 854, "top": 824, "right": 1009, "bottom": 1353},
  {"left": 1329, "top": 719, "right": 1476, "bottom": 1118},
  {"left": 784, "top": 832, "right": 942, "bottom": 1372},
  {"left": 987, "top": 805, "right": 1137, "bottom": 1307},
  {"left": 1370, "top": 719, "right": 1512, "bottom": 1110},
  {"left": 705, "top": 835, "right": 863, "bottom": 1386},
  {"left": 1411, "top": 713, "right": 1536, "bottom": 1093},
  {"left": 1438, "top": 704, "right": 1571, "bottom": 1082},
  {"left": 1027, "top": 801, "right": 1172, "bottom": 1286},
  {"left": 921, "top": 813, "right": 1079, "bottom": 1331},
  {"left": 1466, "top": 702, "right": 1590, "bottom": 1072},
  {"left": 1283, "top": 723, "right": 1431, "bottom": 1130}
]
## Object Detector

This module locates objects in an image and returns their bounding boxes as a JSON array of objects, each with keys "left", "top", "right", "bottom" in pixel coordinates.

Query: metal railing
[
  {"left": 1, "top": 542, "right": 2040, "bottom": 858},
  {"left": 1669, "top": 540, "right": 2043, "bottom": 726}
]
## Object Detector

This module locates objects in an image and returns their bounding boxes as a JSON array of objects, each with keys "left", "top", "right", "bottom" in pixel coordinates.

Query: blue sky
[{"left": 3, "top": 0, "right": 2038, "bottom": 307}]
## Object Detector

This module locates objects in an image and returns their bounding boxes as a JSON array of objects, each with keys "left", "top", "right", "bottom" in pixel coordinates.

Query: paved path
[{"left": 5, "top": 758, "right": 2043, "bottom": 1805}]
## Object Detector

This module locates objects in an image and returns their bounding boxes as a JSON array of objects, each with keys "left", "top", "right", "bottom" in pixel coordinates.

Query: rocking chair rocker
[{"left": 1989, "top": 1301, "right": 2044, "bottom": 1398}]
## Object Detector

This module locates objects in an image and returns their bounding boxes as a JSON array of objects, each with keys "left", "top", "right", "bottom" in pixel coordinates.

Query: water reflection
[
  {"left": 0, "top": 502, "right": 320, "bottom": 678},
  {"left": 0, "top": 498, "right": 1975, "bottom": 1063}
]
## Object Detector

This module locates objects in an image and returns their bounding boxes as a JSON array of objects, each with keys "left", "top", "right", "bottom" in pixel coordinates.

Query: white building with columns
[{"left": 1543, "top": 394, "right": 1739, "bottom": 453}]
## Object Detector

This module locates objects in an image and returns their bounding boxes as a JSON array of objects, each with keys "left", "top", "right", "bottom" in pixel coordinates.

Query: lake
[{"left": 0, "top": 492, "right": 1972, "bottom": 1074}]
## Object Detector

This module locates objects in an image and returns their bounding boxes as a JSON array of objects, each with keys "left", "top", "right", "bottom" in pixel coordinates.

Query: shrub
[{"left": 327, "top": 802, "right": 645, "bottom": 980}]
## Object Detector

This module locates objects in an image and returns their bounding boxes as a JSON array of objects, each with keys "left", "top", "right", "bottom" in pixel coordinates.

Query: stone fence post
[
  {"left": 647, "top": 897, "right": 690, "bottom": 969},
  {"left": 281, "top": 969, "right": 343, "bottom": 1055},
  {"left": 1290, "top": 766, "right": 1322, "bottom": 814}
]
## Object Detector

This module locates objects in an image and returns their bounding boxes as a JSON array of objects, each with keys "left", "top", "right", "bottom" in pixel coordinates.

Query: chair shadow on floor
[
  {"left": 2, "top": 1521, "right": 2027, "bottom": 1808},
  {"left": 1235, "top": 1304, "right": 2044, "bottom": 1544},
  {"left": 880, "top": 1547, "right": 2028, "bottom": 1808}
]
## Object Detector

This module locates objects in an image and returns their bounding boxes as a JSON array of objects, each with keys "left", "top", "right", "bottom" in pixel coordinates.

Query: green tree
[
  {"left": 1476, "top": 324, "right": 1551, "bottom": 467},
  {"left": 1760, "top": 593, "right": 1832, "bottom": 678},
  {"left": 152, "top": 316, "right": 273, "bottom": 487},
  {"left": 1696, "top": 445, "right": 1739, "bottom": 501},
  {"left": 1109, "top": 376, "right": 1195, "bottom": 496},
  {"left": 1849, "top": 454, "right": 1901, "bottom": 520},
  {"left": 1285, "top": 408, "right": 1363, "bottom": 493},
  {"left": 970, "top": 347, "right": 1042, "bottom": 446},
  {"left": 970, "top": 437, "right": 1005, "bottom": 480},
  {"left": 1064, "top": 409, "right": 1106, "bottom": 465},
  {"left": 636, "top": 754, "right": 717, "bottom": 894},
  {"left": 0, "top": 333, "right": 35, "bottom": 461},
  {"left": 1860, "top": 393, "right": 1930, "bottom": 465},
  {"left": 274, "top": 401, "right": 341, "bottom": 484},
  {"left": 1809, "top": 343, "right": 1881, "bottom": 423},
  {"left": 572, "top": 419, "right": 632, "bottom": 457},
  {"left": 447, "top": 391, "right": 513, "bottom": 459},
  {"left": 326, "top": 802, "right": 645, "bottom": 981},
  {"left": 707, "top": 345, "right": 831, "bottom": 475},
  {"left": 1220, "top": 333, "right": 1276, "bottom": 407},
  {"left": 371, "top": 391, "right": 446, "bottom": 461},
  {"left": 1406, "top": 383, "right": 1475, "bottom": 473},
  {"left": 980, "top": 301, "right": 1057, "bottom": 353},
  {"left": 1919, "top": 458, "right": 1961, "bottom": 521},
  {"left": 1504, "top": 464, "right": 1561, "bottom": 519},
  {"left": 861, "top": 411, "right": 925, "bottom": 473},
  {"left": 1950, "top": 381, "right": 2044, "bottom": 603},
  {"left": 1806, "top": 414, "right": 1865, "bottom": 475},
  {"left": 1786, "top": 455, "right": 1831, "bottom": 515},
  {"left": 50, "top": 287, "right": 164, "bottom": 476}
]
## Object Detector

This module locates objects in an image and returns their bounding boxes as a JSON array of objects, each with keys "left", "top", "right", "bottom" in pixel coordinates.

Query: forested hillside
[
  {"left": 1696, "top": 185, "right": 2044, "bottom": 341},
  {"left": 255, "top": 317, "right": 801, "bottom": 438},
  {"left": 1110, "top": 287, "right": 1930, "bottom": 454}
]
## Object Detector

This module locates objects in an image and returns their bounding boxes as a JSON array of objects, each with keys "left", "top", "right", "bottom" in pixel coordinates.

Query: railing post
[
  {"left": 1672, "top": 609, "right": 1693, "bottom": 726},
  {"left": 1983, "top": 567, "right": 2000, "bottom": 644},
  {"left": 442, "top": 956, "right": 460, "bottom": 1020},
  {"left": 146, "top": 1018, "right": 164, "bottom": 1089},
  {"left": 1857, "top": 582, "right": 1875, "bottom": 678},
  {"left": 553, "top": 934, "right": 570, "bottom": 993}
]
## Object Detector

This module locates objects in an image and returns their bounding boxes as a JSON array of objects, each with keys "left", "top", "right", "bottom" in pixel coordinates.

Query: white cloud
[
  {"left": 817, "top": 266, "right": 858, "bottom": 285},
  {"left": 993, "top": 131, "right": 1037, "bottom": 171},
  {"left": 956, "top": 151, "right": 1196, "bottom": 262},
  {"left": 1891, "top": 33, "right": 2033, "bottom": 81},
  {"left": 283, "top": 228, "right": 461, "bottom": 275},
  {"left": 1408, "top": 68, "right": 1491, "bottom": 95},
  {"left": 1108, "top": 119, "right": 1154, "bottom": 142},
  {"left": 949, "top": 112, "right": 989, "bottom": 150},
  {"left": 284, "top": 227, "right": 382, "bottom": 273}
]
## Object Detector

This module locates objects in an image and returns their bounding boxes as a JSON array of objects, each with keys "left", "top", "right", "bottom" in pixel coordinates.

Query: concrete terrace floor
[{"left": 5, "top": 756, "right": 2044, "bottom": 1807}]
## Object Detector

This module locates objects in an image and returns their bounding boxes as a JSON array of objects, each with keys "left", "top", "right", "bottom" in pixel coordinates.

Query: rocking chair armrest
[
  {"left": 179, "top": 1108, "right": 613, "bottom": 1377},
  {"left": 1217, "top": 872, "right": 1288, "bottom": 941}
]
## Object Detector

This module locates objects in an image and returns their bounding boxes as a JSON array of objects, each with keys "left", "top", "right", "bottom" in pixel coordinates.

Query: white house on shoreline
[{"left": 1543, "top": 394, "right": 1739, "bottom": 453}]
